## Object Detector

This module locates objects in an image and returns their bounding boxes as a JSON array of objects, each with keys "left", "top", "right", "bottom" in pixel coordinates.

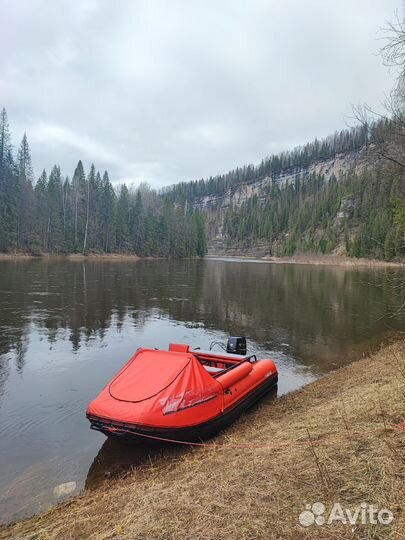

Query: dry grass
[
  {"left": 265, "top": 254, "right": 405, "bottom": 267},
  {"left": 210, "top": 254, "right": 405, "bottom": 268},
  {"left": 1, "top": 341, "right": 404, "bottom": 540}
]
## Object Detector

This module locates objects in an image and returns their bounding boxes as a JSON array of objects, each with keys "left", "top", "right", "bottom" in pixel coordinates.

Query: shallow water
[{"left": 0, "top": 258, "right": 403, "bottom": 523}]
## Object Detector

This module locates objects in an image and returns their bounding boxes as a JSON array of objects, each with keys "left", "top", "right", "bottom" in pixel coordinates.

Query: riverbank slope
[
  {"left": 207, "top": 254, "right": 405, "bottom": 267},
  {"left": 1, "top": 340, "right": 404, "bottom": 540}
]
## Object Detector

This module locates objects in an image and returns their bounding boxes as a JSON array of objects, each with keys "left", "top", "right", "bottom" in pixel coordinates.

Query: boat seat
[{"left": 203, "top": 365, "right": 224, "bottom": 374}]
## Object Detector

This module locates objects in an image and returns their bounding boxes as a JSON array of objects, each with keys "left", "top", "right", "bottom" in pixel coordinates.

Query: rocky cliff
[{"left": 190, "top": 145, "right": 374, "bottom": 256}]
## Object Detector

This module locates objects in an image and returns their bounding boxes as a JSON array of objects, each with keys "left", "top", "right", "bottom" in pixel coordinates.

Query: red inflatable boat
[{"left": 87, "top": 340, "right": 278, "bottom": 442}]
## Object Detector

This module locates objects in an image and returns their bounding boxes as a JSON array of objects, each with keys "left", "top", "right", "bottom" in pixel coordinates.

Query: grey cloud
[{"left": 1, "top": 0, "right": 401, "bottom": 186}]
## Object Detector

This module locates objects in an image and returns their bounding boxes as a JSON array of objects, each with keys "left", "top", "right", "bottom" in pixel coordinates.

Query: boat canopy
[{"left": 87, "top": 349, "right": 224, "bottom": 428}]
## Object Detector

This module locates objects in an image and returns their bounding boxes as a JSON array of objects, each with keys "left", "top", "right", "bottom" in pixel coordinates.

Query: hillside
[
  {"left": 165, "top": 122, "right": 405, "bottom": 261},
  {"left": 204, "top": 146, "right": 373, "bottom": 258},
  {"left": 1, "top": 106, "right": 404, "bottom": 261}
]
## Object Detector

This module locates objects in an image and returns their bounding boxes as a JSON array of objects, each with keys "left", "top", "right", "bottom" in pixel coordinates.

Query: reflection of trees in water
[
  {"left": 0, "top": 357, "right": 9, "bottom": 401},
  {"left": 0, "top": 259, "right": 403, "bottom": 384},
  {"left": 0, "top": 259, "right": 206, "bottom": 372},
  {"left": 0, "top": 319, "right": 31, "bottom": 399},
  {"left": 196, "top": 263, "right": 404, "bottom": 367},
  {"left": 15, "top": 335, "right": 29, "bottom": 373}
]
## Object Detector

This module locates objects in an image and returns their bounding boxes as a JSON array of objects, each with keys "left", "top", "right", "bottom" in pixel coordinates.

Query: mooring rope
[{"left": 104, "top": 420, "right": 405, "bottom": 451}]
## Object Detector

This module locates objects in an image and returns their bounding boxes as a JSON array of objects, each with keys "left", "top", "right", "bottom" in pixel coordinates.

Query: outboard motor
[{"left": 226, "top": 336, "right": 247, "bottom": 355}]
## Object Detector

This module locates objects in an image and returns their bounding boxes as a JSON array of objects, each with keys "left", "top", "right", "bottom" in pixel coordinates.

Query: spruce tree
[
  {"left": 71, "top": 160, "right": 86, "bottom": 250},
  {"left": 115, "top": 185, "right": 130, "bottom": 252},
  {"left": 47, "top": 165, "right": 64, "bottom": 251},
  {"left": 0, "top": 108, "right": 11, "bottom": 166},
  {"left": 0, "top": 108, "right": 17, "bottom": 251},
  {"left": 34, "top": 169, "right": 48, "bottom": 250},
  {"left": 17, "top": 133, "right": 36, "bottom": 250},
  {"left": 101, "top": 171, "right": 115, "bottom": 252}
]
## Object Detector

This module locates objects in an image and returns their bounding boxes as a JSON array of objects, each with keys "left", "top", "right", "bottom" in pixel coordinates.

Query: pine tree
[
  {"left": 115, "top": 184, "right": 130, "bottom": 251},
  {"left": 34, "top": 169, "right": 48, "bottom": 250},
  {"left": 83, "top": 164, "right": 95, "bottom": 252},
  {"left": 71, "top": 160, "right": 86, "bottom": 250},
  {"left": 0, "top": 108, "right": 17, "bottom": 251},
  {"left": 0, "top": 108, "right": 11, "bottom": 166},
  {"left": 62, "top": 176, "right": 69, "bottom": 244},
  {"left": 47, "top": 165, "right": 64, "bottom": 251},
  {"left": 101, "top": 171, "right": 115, "bottom": 252},
  {"left": 17, "top": 133, "right": 36, "bottom": 250},
  {"left": 132, "top": 189, "right": 143, "bottom": 253}
]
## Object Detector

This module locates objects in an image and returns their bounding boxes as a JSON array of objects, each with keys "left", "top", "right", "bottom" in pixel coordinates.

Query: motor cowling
[{"left": 226, "top": 336, "right": 247, "bottom": 355}]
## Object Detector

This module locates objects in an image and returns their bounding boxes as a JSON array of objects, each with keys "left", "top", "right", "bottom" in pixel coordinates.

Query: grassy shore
[
  {"left": 265, "top": 254, "right": 405, "bottom": 267},
  {"left": 1, "top": 341, "right": 404, "bottom": 540}
]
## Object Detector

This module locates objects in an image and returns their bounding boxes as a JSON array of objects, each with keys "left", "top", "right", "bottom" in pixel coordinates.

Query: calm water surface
[{"left": 0, "top": 258, "right": 403, "bottom": 523}]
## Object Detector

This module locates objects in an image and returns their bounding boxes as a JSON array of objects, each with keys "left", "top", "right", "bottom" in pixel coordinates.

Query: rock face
[{"left": 194, "top": 146, "right": 374, "bottom": 256}]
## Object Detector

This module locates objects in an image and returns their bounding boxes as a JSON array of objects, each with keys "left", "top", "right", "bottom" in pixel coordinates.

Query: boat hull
[{"left": 87, "top": 371, "right": 278, "bottom": 443}]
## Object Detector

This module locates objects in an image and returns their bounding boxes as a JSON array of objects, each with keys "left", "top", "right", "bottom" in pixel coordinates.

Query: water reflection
[
  {"left": 0, "top": 259, "right": 403, "bottom": 381},
  {"left": 199, "top": 262, "right": 404, "bottom": 368},
  {"left": 85, "top": 438, "right": 182, "bottom": 491}
]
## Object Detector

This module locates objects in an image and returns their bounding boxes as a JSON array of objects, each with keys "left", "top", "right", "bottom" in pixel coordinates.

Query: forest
[
  {"left": 164, "top": 123, "right": 374, "bottom": 203},
  {"left": 1, "top": 105, "right": 403, "bottom": 261},
  {"left": 0, "top": 108, "right": 206, "bottom": 257},
  {"left": 223, "top": 167, "right": 405, "bottom": 260},
  {"left": 164, "top": 117, "right": 404, "bottom": 261},
  {"left": 1, "top": 98, "right": 403, "bottom": 262}
]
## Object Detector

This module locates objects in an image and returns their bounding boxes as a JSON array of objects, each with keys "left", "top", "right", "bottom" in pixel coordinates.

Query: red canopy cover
[{"left": 87, "top": 349, "right": 224, "bottom": 428}]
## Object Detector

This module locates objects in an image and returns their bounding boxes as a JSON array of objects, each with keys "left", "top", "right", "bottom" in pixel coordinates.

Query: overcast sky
[{"left": 1, "top": 0, "right": 402, "bottom": 187}]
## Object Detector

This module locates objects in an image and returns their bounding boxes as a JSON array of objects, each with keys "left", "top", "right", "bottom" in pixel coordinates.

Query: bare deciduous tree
[{"left": 354, "top": 10, "right": 405, "bottom": 173}]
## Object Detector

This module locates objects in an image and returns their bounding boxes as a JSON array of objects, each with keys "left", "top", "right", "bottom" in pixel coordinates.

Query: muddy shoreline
[{"left": 206, "top": 254, "right": 405, "bottom": 268}]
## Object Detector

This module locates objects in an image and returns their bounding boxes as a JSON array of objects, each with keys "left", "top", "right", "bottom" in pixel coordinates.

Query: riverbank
[
  {"left": 0, "top": 253, "right": 142, "bottom": 261},
  {"left": 1, "top": 252, "right": 404, "bottom": 267},
  {"left": 1, "top": 339, "right": 404, "bottom": 540},
  {"left": 207, "top": 254, "right": 405, "bottom": 267}
]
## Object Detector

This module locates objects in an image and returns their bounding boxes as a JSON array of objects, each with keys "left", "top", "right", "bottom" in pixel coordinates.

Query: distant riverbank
[
  {"left": 1, "top": 252, "right": 404, "bottom": 267},
  {"left": 207, "top": 254, "right": 405, "bottom": 268},
  {"left": 1, "top": 339, "right": 403, "bottom": 540},
  {"left": 0, "top": 253, "right": 142, "bottom": 261}
]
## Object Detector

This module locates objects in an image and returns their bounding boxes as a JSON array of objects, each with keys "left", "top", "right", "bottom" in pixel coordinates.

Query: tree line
[
  {"left": 0, "top": 108, "right": 206, "bottom": 257},
  {"left": 162, "top": 110, "right": 404, "bottom": 261},
  {"left": 164, "top": 122, "right": 380, "bottom": 203}
]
